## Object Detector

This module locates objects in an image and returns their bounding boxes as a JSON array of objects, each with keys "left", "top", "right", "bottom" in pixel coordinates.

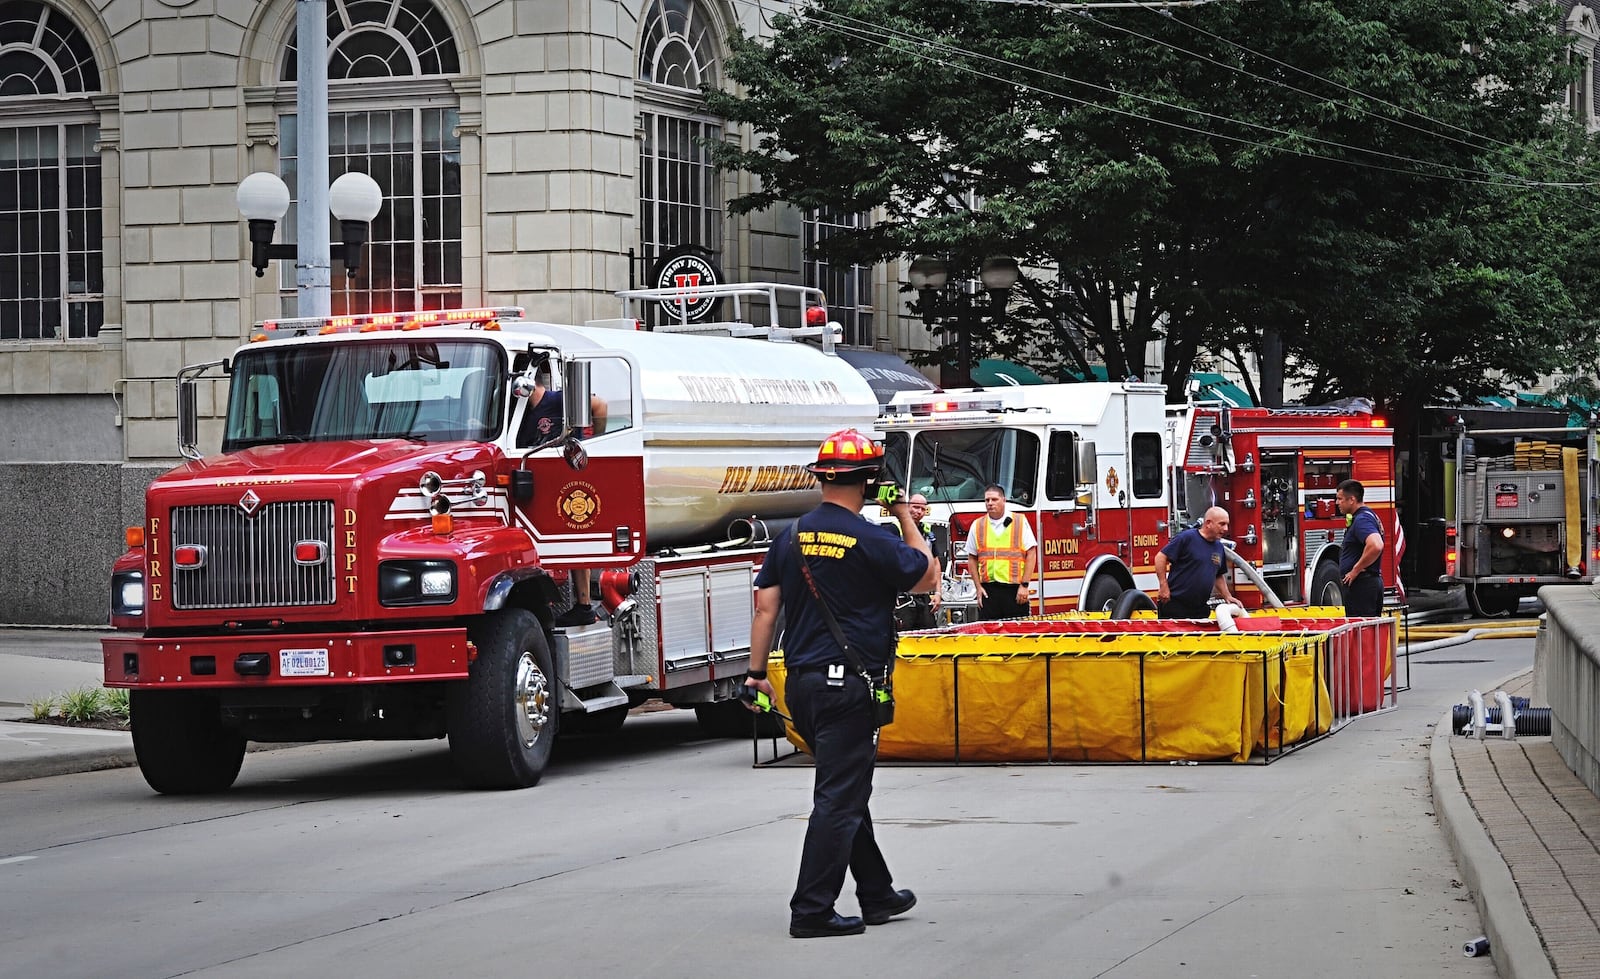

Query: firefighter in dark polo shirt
[{"left": 741, "top": 428, "right": 937, "bottom": 938}]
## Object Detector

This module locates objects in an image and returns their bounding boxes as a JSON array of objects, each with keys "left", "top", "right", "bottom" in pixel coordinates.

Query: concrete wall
[
  {"left": 0, "top": 463, "right": 162, "bottom": 625},
  {"left": 1536, "top": 586, "right": 1600, "bottom": 797}
]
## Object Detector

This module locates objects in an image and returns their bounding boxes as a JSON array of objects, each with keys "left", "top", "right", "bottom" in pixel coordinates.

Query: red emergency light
[{"left": 174, "top": 545, "right": 206, "bottom": 568}]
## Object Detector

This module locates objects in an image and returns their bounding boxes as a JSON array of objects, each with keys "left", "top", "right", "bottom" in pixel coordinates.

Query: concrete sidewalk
[
  {"left": 2, "top": 633, "right": 1598, "bottom": 977},
  {"left": 1434, "top": 669, "right": 1600, "bottom": 979}
]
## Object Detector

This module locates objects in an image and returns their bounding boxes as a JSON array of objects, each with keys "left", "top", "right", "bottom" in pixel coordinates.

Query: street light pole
[
  {"left": 908, "top": 254, "right": 1019, "bottom": 390},
  {"left": 296, "top": 0, "right": 332, "bottom": 317}
]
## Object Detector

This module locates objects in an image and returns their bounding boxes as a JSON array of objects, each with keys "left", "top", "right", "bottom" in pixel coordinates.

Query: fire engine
[
  {"left": 101, "top": 283, "right": 878, "bottom": 793},
  {"left": 877, "top": 383, "right": 1399, "bottom": 615},
  {"left": 1441, "top": 418, "right": 1598, "bottom": 616}
]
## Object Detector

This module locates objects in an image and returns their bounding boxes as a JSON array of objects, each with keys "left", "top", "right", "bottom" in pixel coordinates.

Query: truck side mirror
[
  {"left": 563, "top": 359, "right": 593, "bottom": 433},
  {"left": 177, "top": 378, "right": 199, "bottom": 460},
  {"left": 1074, "top": 441, "right": 1097, "bottom": 489}
]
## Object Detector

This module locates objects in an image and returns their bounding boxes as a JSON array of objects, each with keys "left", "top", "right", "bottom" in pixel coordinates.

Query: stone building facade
[{"left": 0, "top": 0, "right": 920, "bottom": 624}]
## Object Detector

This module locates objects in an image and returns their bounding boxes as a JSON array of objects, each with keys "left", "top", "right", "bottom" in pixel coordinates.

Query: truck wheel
[
  {"left": 448, "top": 609, "right": 558, "bottom": 789},
  {"left": 1082, "top": 576, "right": 1123, "bottom": 613},
  {"left": 1310, "top": 561, "right": 1344, "bottom": 608},
  {"left": 129, "top": 690, "right": 246, "bottom": 795}
]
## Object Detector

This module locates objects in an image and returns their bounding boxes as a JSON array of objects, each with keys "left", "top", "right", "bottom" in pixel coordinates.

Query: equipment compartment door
[{"left": 518, "top": 456, "right": 647, "bottom": 568}]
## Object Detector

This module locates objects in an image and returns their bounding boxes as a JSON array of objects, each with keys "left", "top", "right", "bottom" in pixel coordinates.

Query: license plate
[{"left": 279, "top": 647, "right": 330, "bottom": 677}]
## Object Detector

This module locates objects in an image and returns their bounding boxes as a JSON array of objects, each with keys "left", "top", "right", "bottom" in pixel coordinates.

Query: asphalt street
[{"left": 0, "top": 628, "right": 1532, "bottom": 979}]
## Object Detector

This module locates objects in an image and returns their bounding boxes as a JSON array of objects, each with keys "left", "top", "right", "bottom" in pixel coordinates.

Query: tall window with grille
[
  {"left": 637, "top": 0, "right": 723, "bottom": 270},
  {"left": 804, "top": 209, "right": 874, "bottom": 347},
  {"left": 278, "top": 0, "right": 461, "bottom": 315},
  {"left": 0, "top": 0, "right": 102, "bottom": 341}
]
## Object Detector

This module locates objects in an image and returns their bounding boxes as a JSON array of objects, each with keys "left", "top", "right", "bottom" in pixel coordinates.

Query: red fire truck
[
  {"left": 878, "top": 385, "right": 1400, "bottom": 616},
  {"left": 102, "top": 284, "right": 878, "bottom": 793}
]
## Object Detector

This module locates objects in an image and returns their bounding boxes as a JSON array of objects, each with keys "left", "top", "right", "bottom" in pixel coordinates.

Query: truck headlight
[
  {"left": 378, "top": 560, "right": 458, "bottom": 606},
  {"left": 111, "top": 570, "right": 145, "bottom": 616}
]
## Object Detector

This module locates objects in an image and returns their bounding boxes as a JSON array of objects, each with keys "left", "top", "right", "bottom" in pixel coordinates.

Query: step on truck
[{"left": 102, "top": 283, "right": 878, "bottom": 792}]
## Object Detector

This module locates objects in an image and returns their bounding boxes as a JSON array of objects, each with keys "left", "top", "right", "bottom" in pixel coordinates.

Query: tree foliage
[{"left": 706, "top": 0, "right": 1600, "bottom": 421}]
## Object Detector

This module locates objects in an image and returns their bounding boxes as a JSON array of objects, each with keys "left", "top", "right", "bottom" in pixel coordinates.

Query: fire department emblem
[
  {"left": 559, "top": 483, "right": 600, "bottom": 528},
  {"left": 238, "top": 489, "right": 262, "bottom": 516},
  {"left": 1104, "top": 467, "right": 1119, "bottom": 496}
]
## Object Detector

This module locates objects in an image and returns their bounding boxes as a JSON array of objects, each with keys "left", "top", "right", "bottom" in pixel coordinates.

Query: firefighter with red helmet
[{"left": 744, "top": 428, "right": 938, "bottom": 938}]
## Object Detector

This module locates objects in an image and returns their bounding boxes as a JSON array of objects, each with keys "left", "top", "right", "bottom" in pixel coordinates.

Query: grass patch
[{"left": 26, "top": 686, "right": 129, "bottom": 729}]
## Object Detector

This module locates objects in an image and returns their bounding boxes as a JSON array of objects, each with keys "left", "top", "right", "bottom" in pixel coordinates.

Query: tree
[{"left": 706, "top": 0, "right": 1600, "bottom": 419}]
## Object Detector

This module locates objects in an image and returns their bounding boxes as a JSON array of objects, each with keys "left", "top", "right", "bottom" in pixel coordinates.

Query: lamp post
[
  {"left": 908, "top": 253, "right": 1020, "bottom": 389},
  {"left": 236, "top": 169, "right": 383, "bottom": 310}
]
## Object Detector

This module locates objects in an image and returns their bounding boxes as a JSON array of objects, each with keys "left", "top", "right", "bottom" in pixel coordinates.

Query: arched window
[
  {"left": 637, "top": 0, "right": 723, "bottom": 270},
  {"left": 277, "top": 0, "right": 462, "bottom": 315},
  {"left": 0, "top": 0, "right": 101, "bottom": 341}
]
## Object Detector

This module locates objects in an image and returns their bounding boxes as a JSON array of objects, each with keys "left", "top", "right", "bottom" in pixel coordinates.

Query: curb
[
  {"left": 1431, "top": 703, "right": 1555, "bottom": 979},
  {"left": 0, "top": 745, "right": 138, "bottom": 784}
]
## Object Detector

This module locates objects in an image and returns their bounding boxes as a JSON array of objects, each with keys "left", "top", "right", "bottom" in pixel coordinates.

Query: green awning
[
  {"left": 972, "top": 359, "right": 1048, "bottom": 386},
  {"left": 1189, "top": 372, "right": 1254, "bottom": 407}
]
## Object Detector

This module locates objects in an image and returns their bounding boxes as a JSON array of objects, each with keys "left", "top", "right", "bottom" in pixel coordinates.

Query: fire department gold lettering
[
  {"left": 147, "top": 517, "right": 159, "bottom": 554},
  {"left": 1043, "top": 539, "right": 1080, "bottom": 556},
  {"left": 149, "top": 583, "right": 161, "bottom": 602},
  {"left": 345, "top": 508, "right": 357, "bottom": 526},
  {"left": 345, "top": 530, "right": 356, "bottom": 548},
  {"left": 346, "top": 553, "right": 356, "bottom": 571},
  {"left": 1132, "top": 534, "right": 1160, "bottom": 547},
  {"left": 347, "top": 575, "right": 358, "bottom": 594},
  {"left": 148, "top": 559, "right": 162, "bottom": 578}
]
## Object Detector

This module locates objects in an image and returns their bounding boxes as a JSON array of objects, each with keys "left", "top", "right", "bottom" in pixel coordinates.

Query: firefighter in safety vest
[{"left": 962, "top": 482, "right": 1039, "bottom": 620}]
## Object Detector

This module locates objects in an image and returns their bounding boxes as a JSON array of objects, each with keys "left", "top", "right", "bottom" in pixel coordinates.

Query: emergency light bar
[
  {"left": 880, "top": 396, "right": 1006, "bottom": 423},
  {"left": 252, "top": 306, "right": 524, "bottom": 341}
]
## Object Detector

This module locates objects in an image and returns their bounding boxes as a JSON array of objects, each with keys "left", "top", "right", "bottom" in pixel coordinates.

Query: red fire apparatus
[
  {"left": 101, "top": 283, "right": 878, "bottom": 793},
  {"left": 877, "top": 384, "right": 1400, "bottom": 616}
]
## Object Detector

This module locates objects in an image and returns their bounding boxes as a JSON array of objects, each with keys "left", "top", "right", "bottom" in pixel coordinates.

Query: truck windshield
[
  {"left": 222, "top": 340, "right": 506, "bottom": 448},
  {"left": 903, "top": 428, "right": 1040, "bottom": 505}
]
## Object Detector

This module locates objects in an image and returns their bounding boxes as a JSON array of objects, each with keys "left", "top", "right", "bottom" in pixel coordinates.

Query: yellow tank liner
[{"left": 767, "top": 609, "right": 1395, "bottom": 765}]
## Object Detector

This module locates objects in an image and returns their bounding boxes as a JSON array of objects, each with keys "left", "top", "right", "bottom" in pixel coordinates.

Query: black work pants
[
  {"left": 979, "top": 582, "right": 1028, "bottom": 621},
  {"left": 1344, "top": 573, "right": 1383, "bottom": 618},
  {"left": 1158, "top": 597, "right": 1211, "bottom": 619},
  {"left": 786, "top": 669, "right": 897, "bottom": 920}
]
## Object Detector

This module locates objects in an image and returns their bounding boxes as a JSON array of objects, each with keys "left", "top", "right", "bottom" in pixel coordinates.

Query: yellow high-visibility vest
[{"left": 978, "top": 519, "right": 1026, "bottom": 583}]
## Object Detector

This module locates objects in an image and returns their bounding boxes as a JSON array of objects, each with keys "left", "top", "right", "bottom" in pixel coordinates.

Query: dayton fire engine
[
  {"left": 102, "top": 284, "right": 878, "bottom": 793},
  {"left": 878, "top": 384, "right": 1400, "bottom": 617}
]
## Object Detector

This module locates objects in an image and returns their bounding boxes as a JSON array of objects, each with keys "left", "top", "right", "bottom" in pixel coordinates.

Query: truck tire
[
  {"left": 1082, "top": 575, "right": 1123, "bottom": 614},
  {"left": 1310, "top": 561, "right": 1344, "bottom": 608},
  {"left": 447, "top": 609, "right": 559, "bottom": 789},
  {"left": 129, "top": 690, "right": 246, "bottom": 795}
]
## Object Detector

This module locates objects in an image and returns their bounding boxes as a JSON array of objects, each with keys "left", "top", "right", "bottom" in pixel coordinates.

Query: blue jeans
[{"left": 786, "top": 668, "right": 898, "bottom": 920}]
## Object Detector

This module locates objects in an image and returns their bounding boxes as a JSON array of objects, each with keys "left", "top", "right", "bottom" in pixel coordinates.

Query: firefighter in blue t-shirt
[
  {"left": 1336, "top": 479, "right": 1385, "bottom": 617},
  {"left": 1154, "top": 506, "right": 1237, "bottom": 618},
  {"left": 742, "top": 428, "right": 937, "bottom": 939}
]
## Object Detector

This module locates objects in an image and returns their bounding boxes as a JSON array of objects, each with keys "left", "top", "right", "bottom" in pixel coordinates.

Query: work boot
[
  {"left": 789, "top": 912, "right": 865, "bottom": 939},
  {"left": 861, "top": 889, "right": 917, "bottom": 925},
  {"left": 554, "top": 604, "right": 598, "bottom": 627}
]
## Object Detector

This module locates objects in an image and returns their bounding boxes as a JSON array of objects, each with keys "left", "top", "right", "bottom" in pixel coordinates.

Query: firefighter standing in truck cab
[{"left": 963, "top": 483, "right": 1038, "bottom": 620}]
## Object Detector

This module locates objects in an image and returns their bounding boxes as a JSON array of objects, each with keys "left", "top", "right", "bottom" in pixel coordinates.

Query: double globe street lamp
[
  {"left": 235, "top": 170, "right": 384, "bottom": 314},
  {"left": 908, "top": 253, "right": 1021, "bottom": 389}
]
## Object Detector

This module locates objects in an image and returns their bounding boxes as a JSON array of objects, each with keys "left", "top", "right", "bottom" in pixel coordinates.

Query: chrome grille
[{"left": 170, "top": 501, "right": 337, "bottom": 609}]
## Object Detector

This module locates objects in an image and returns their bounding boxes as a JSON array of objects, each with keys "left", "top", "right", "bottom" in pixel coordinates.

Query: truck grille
[{"left": 169, "top": 501, "right": 337, "bottom": 610}]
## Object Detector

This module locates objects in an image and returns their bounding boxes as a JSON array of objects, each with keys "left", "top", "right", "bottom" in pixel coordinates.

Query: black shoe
[
  {"left": 789, "top": 913, "right": 865, "bottom": 938},
  {"left": 554, "top": 604, "right": 598, "bottom": 627},
  {"left": 861, "top": 889, "right": 917, "bottom": 925}
]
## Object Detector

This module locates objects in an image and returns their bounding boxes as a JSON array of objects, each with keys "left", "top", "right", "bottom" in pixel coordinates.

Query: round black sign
[{"left": 650, "top": 246, "right": 724, "bottom": 323}]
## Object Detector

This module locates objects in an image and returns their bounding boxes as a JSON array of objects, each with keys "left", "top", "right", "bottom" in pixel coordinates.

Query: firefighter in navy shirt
[
  {"left": 1336, "top": 478, "right": 1385, "bottom": 617},
  {"left": 1154, "top": 506, "right": 1237, "bottom": 618},
  {"left": 743, "top": 428, "right": 936, "bottom": 938}
]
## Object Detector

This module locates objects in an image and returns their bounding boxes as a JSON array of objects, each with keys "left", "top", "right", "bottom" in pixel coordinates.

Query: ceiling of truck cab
[{"left": 836, "top": 348, "right": 939, "bottom": 404}]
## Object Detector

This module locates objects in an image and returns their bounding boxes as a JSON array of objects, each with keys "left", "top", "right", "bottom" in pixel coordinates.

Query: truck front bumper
[{"left": 102, "top": 627, "right": 473, "bottom": 689}]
